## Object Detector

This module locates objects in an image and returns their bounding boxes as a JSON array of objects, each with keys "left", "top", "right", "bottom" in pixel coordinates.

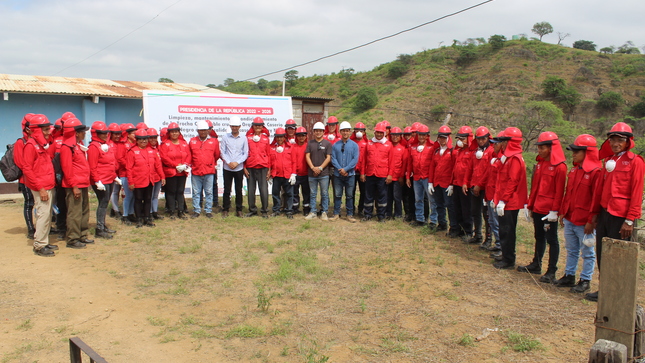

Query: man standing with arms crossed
[{"left": 305, "top": 122, "right": 332, "bottom": 220}]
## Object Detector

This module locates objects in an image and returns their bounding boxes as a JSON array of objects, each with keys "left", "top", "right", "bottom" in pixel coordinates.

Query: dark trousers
[
  {"left": 364, "top": 176, "right": 387, "bottom": 218},
  {"left": 292, "top": 175, "right": 310, "bottom": 214},
  {"left": 212, "top": 172, "right": 219, "bottom": 207},
  {"left": 133, "top": 184, "right": 153, "bottom": 220},
  {"left": 596, "top": 208, "right": 628, "bottom": 271},
  {"left": 386, "top": 181, "right": 403, "bottom": 218},
  {"left": 272, "top": 177, "right": 293, "bottom": 214},
  {"left": 353, "top": 175, "right": 366, "bottom": 216},
  {"left": 531, "top": 212, "right": 560, "bottom": 272},
  {"left": 471, "top": 189, "right": 489, "bottom": 239},
  {"left": 402, "top": 182, "right": 414, "bottom": 220},
  {"left": 55, "top": 184, "right": 67, "bottom": 231},
  {"left": 223, "top": 169, "right": 244, "bottom": 212},
  {"left": 452, "top": 185, "right": 473, "bottom": 235},
  {"left": 19, "top": 182, "right": 35, "bottom": 233},
  {"left": 247, "top": 167, "right": 269, "bottom": 214},
  {"left": 499, "top": 209, "right": 519, "bottom": 265},
  {"left": 434, "top": 186, "right": 455, "bottom": 228},
  {"left": 91, "top": 182, "right": 113, "bottom": 231},
  {"left": 165, "top": 175, "right": 187, "bottom": 213}
]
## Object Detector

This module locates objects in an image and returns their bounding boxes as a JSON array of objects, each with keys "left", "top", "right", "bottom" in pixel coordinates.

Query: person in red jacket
[
  {"left": 451, "top": 126, "right": 475, "bottom": 239},
  {"left": 350, "top": 122, "right": 368, "bottom": 217},
  {"left": 60, "top": 118, "right": 93, "bottom": 249},
  {"left": 485, "top": 131, "right": 505, "bottom": 257},
  {"left": 492, "top": 127, "right": 528, "bottom": 270},
  {"left": 107, "top": 123, "right": 123, "bottom": 219},
  {"left": 116, "top": 123, "right": 137, "bottom": 224},
  {"left": 585, "top": 122, "right": 645, "bottom": 302},
  {"left": 386, "top": 127, "right": 409, "bottom": 220},
  {"left": 14, "top": 113, "right": 35, "bottom": 239},
  {"left": 428, "top": 125, "right": 455, "bottom": 233},
  {"left": 269, "top": 128, "right": 296, "bottom": 218},
  {"left": 401, "top": 126, "right": 414, "bottom": 221},
  {"left": 146, "top": 128, "right": 165, "bottom": 220},
  {"left": 244, "top": 117, "right": 271, "bottom": 218},
  {"left": 324, "top": 116, "right": 340, "bottom": 145},
  {"left": 290, "top": 126, "right": 310, "bottom": 216},
  {"left": 22, "top": 115, "right": 56, "bottom": 256},
  {"left": 469, "top": 126, "right": 494, "bottom": 246},
  {"left": 360, "top": 122, "right": 393, "bottom": 222},
  {"left": 127, "top": 129, "right": 165, "bottom": 227},
  {"left": 189, "top": 120, "right": 220, "bottom": 218},
  {"left": 285, "top": 119, "right": 297, "bottom": 145},
  {"left": 159, "top": 122, "right": 191, "bottom": 220},
  {"left": 47, "top": 117, "right": 68, "bottom": 239},
  {"left": 88, "top": 121, "right": 117, "bottom": 239},
  {"left": 406, "top": 124, "right": 434, "bottom": 226},
  {"left": 552, "top": 134, "right": 601, "bottom": 294},
  {"left": 517, "top": 131, "right": 567, "bottom": 282}
]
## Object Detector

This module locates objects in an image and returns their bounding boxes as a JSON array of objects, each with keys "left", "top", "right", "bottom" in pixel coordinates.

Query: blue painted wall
[{"left": 0, "top": 93, "right": 143, "bottom": 183}]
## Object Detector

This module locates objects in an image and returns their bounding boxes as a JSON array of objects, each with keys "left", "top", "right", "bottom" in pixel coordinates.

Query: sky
[{"left": 1, "top": 0, "right": 643, "bottom": 86}]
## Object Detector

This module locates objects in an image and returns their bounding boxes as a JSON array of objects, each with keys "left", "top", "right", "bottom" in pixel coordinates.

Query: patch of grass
[
  {"left": 147, "top": 316, "right": 167, "bottom": 326},
  {"left": 457, "top": 333, "right": 475, "bottom": 347},
  {"left": 296, "top": 237, "right": 334, "bottom": 251},
  {"left": 297, "top": 222, "right": 312, "bottom": 233},
  {"left": 257, "top": 285, "right": 275, "bottom": 313},
  {"left": 16, "top": 319, "right": 33, "bottom": 331},
  {"left": 434, "top": 255, "right": 445, "bottom": 267},
  {"left": 436, "top": 290, "right": 459, "bottom": 301},
  {"left": 225, "top": 324, "right": 265, "bottom": 338},
  {"left": 380, "top": 337, "right": 410, "bottom": 353},
  {"left": 505, "top": 331, "right": 545, "bottom": 352},
  {"left": 191, "top": 329, "right": 214, "bottom": 339},
  {"left": 359, "top": 282, "right": 378, "bottom": 293},
  {"left": 281, "top": 346, "right": 289, "bottom": 356},
  {"left": 178, "top": 243, "right": 202, "bottom": 254},
  {"left": 270, "top": 250, "right": 332, "bottom": 283},
  {"left": 350, "top": 345, "right": 379, "bottom": 355},
  {"left": 159, "top": 334, "right": 177, "bottom": 343}
]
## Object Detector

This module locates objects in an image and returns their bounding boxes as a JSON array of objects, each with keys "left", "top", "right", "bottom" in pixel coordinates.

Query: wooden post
[
  {"left": 595, "top": 237, "right": 640, "bottom": 358},
  {"left": 589, "top": 339, "right": 627, "bottom": 363}
]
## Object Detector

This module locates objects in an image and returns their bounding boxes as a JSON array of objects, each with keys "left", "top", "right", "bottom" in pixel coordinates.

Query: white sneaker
[
  {"left": 304, "top": 212, "right": 317, "bottom": 220},
  {"left": 320, "top": 212, "right": 329, "bottom": 221},
  {"left": 329, "top": 214, "right": 340, "bottom": 221}
]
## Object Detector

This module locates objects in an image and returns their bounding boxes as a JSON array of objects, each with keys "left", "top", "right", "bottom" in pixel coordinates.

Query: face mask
[
  {"left": 456, "top": 140, "right": 464, "bottom": 148},
  {"left": 327, "top": 134, "right": 335, "bottom": 141},
  {"left": 501, "top": 155, "right": 507, "bottom": 164},
  {"left": 101, "top": 144, "right": 109, "bottom": 152},
  {"left": 43, "top": 143, "right": 50, "bottom": 150},
  {"left": 78, "top": 143, "right": 88, "bottom": 152},
  {"left": 289, "top": 139, "right": 295, "bottom": 144},
  {"left": 355, "top": 131, "right": 363, "bottom": 139},
  {"left": 252, "top": 135, "right": 260, "bottom": 142},
  {"left": 276, "top": 146, "right": 284, "bottom": 153},
  {"left": 417, "top": 145, "right": 425, "bottom": 153},
  {"left": 440, "top": 148, "right": 445, "bottom": 156},
  {"left": 475, "top": 150, "right": 483, "bottom": 159},
  {"left": 605, "top": 159, "right": 616, "bottom": 172},
  {"left": 490, "top": 157, "right": 497, "bottom": 166}
]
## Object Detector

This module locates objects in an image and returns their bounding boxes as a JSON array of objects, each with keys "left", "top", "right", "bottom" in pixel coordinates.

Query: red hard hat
[
  {"left": 536, "top": 131, "right": 558, "bottom": 145},
  {"left": 61, "top": 112, "right": 76, "bottom": 121},
  {"left": 22, "top": 113, "right": 35, "bottom": 129},
  {"left": 607, "top": 122, "right": 633, "bottom": 138},
  {"left": 205, "top": 120, "right": 213, "bottom": 128},
  {"left": 147, "top": 128, "right": 158, "bottom": 137},
  {"left": 503, "top": 127, "right": 522, "bottom": 139},
  {"left": 417, "top": 125, "right": 430, "bottom": 134},
  {"left": 91, "top": 121, "right": 108, "bottom": 132},
  {"left": 568, "top": 134, "right": 597, "bottom": 150},
  {"left": 29, "top": 114, "right": 51, "bottom": 128},
  {"left": 403, "top": 126, "right": 412, "bottom": 134},
  {"left": 456, "top": 126, "right": 473, "bottom": 137},
  {"left": 390, "top": 126, "right": 403, "bottom": 134},
  {"left": 381, "top": 120, "right": 391, "bottom": 129},
  {"left": 327, "top": 116, "right": 338, "bottom": 125},
  {"left": 475, "top": 126, "right": 490, "bottom": 138},
  {"left": 134, "top": 129, "right": 149, "bottom": 139},
  {"left": 438, "top": 125, "right": 451, "bottom": 135},
  {"left": 54, "top": 118, "right": 63, "bottom": 129},
  {"left": 136, "top": 122, "right": 148, "bottom": 130},
  {"left": 108, "top": 123, "right": 120, "bottom": 132},
  {"left": 274, "top": 127, "right": 286, "bottom": 136},
  {"left": 374, "top": 122, "right": 387, "bottom": 133},
  {"left": 285, "top": 119, "right": 297, "bottom": 128},
  {"left": 63, "top": 118, "right": 88, "bottom": 132},
  {"left": 354, "top": 122, "right": 366, "bottom": 130},
  {"left": 252, "top": 117, "right": 264, "bottom": 125},
  {"left": 122, "top": 123, "right": 136, "bottom": 132},
  {"left": 167, "top": 122, "right": 181, "bottom": 131},
  {"left": 295, "top": 126, "right": 307, "bottom": 134}
]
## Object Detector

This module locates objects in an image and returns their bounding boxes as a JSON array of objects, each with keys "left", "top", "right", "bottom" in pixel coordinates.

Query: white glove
[
  {"left": 542, "top": 211, "right": 558, "bottom": 222},
  {"left": 78, "top": 143, "right": 88, "bottom": 152},
  {"left": 289, "top": 174, "right": 296, "bottom": 185},
  {"left": 101, "top": 144, "right": 109, "bottom": 152},
  {"left": 114, "top": 177, "right": 122, "bottom": 186},
  {"left": 176, "top": 164, "right": 186, "bottom": 173},
  {"left": 184, "top": 165, "right": 191, "bottom": 173},
  {"left": 490, "top": 200, "right": 495, "bottom": 208},
  {"left": 496, "top": 201, "right": 506, "bottom": 217},
  {"left": 95, "top": 181, "right": 106, "bottom": 191},
  {"left": 483, "top": 199, "right": 487, "bottom": 207},
  {"left": 523, "top": 205, "right": 531, "bottom": 222},
  {"left": 446, "top": 185, "right": 454, "bottom": 197},
  {"left": 427, "top": 183, "right": 434, "bottom": 195}
]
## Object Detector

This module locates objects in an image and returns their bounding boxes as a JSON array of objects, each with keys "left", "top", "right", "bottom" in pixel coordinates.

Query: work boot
[
  {"left": 152, "top": 212, "right": 164, "bottom": 220},
  {"left": 34, "top": 247, "right": 55, "bottom": 257},
  {"left": 145, "top": 218, "right": 156, "bottom": 227},
  {"left": 466, "top": 236, "right": 482, "bottom": 244},
  {"left": 493, "top": 260, "right": 514, "bottom": 270},
  {"left": 169, "top": 211, "right": 177, "bottom": 220},
  {"left": 128, "top": 214, "right": 137, "bottom": 223},
  {"left": 480, "top": 238, "right": 492, "bottom": 250},
  {"left": 105, "top": 227, "right": 116, "bottom": 234},
  {"left": 320, "top": 213, "right": 328, "bottom": 221},
  {"left": 347, "top": 215, "right": 357, "bottom": 223},
  {"left": 271, "top": 211, "right": 281, "bottom": 217},
  {"left": 539, "top": 270, "right": 557, "bottom": 284},
  {"left": 571, "top": 279, "right": 591, "bottom": 294},
  {"left": 95, "top": 229, "right": 113, "bottom": 239},
  {"left": 236, "top": 211, "right": 244, "bottom": 218},
  {"left": 410, "top": 220, "right": 425, "bottom": 227},
  {"left": 205, "top": 213, "right": 213, "bottom": 218},
  {"left": 554, "top": 274, "right": 576, "bottom": 287},
  {"left": 261, "top": 213, "right": 269, "bottom": 219},
  {"left": 191, "top": 212, "right": 200, "bottom": 219},
  {"left": 213, "top": 205, "right": 222, "bottom": 214},
  {"left": 329, "top": 214, "right": 340, "bottom": 221},
  {"left": 121, "top": 216, "right": 132, "bottom": 226},
  {"left": 245, "top": 212, "right": 257, "bottom": 218},
  {"left": 136, "top": 219, "right": 144, "bottom": 228},
  {"left": 516, "top": 262, "right": 541, "bottom": 275},
  {"left": 437, "top": 223, "right": 447, "bottom": 231},
  {"left": 178, "top": 211, "right": 188, "bottom": 220},
  {"left": 585, "top": 291, "right": 598, "bottom": 302},
  {"left": 447, "top": 228, "right": 460, "bottom": 238},
  {"left": 221, "top": 211, "right": 229, "bottom": 218},
  {"left": 66, "top": 240, "right": 86, "bottom": 249}
]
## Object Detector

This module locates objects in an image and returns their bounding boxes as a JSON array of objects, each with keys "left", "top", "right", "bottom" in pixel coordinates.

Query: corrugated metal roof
[
  {"left": 291, "top": 96, "right": 334, "bottom": 102},
  {"left": 0, "top": 74, "right": 229, "bottom": 99}
]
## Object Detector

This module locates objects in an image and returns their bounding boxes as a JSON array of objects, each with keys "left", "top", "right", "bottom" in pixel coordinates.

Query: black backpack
[{"left": 0, "top": 139, "right": 24, "bottom": 182}]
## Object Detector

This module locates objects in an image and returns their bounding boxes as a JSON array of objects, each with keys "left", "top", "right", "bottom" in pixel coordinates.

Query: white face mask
[
  {"left": 475, "top": 150, "right": 483, "bottom": 159},
  {"left": 355, "top": 131, "right": 363, "bottom": 139},
  {"left": 78, "top": 143, "right": 88, "bottom": 152},
  {"left": 440, "top": 148, "right": 445, "bottom": 156},
  {"left": 327, "top": 134, "right": 335, "bottom": 141},
  {"left": 501, "top": 155, "right": 507, "bottom": 164},
  {"left": 43, "top": 143, "right": 49, "bottom": 150},
  {"left": 101, "top": 144, "right": 109, "bottom": 152},
  {"left": 276, "top": 146, "right": 284, "bottom": 153},
  {"left": 416, "top": 145, "right": 425, "bottom": 153},
  {"left": 289, "top": 139, "right": 295, "bottom": 144},
  {"left": 490, "top": 157, "right": 497, "bottom": 166},
  {"left": 605, "top": 159, "right": 616, "bottom": 172},
  {"left": 252, "top": 135, "right": 260, "bottom": 142},
  {"left": 456, "top": 140, "right": 464, "bottom": 148}
]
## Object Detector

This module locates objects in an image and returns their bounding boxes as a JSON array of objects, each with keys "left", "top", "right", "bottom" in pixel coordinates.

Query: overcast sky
[{"left": 1, "top": 0, "right": 643, "bottom": 86}]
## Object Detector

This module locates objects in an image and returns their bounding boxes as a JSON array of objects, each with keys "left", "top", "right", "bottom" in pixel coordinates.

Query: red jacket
[
  {"left": 407, "top": 143, "right": 433, "bottom": 181},
  {"left": 354, "top": 138, "right": 368, "bottom": 174},
  {"left": 245, "top": 134, "right": 270, "bottom": 169},
  {"left": 561, "top": 166, "right": 601, "bottom": 226},
  {"left": 189, "top": 136, "right": 220, "bottom": 176},
  {"left": 485, "top": 155, "right": 502, "bottom": 201},
  {"left": 361, "top": 139, "right": 393, "bottom": 178},
  {"left": 527, "top": 160, "right": 567, "bottom": 215},
  {"left": 593, "top": 151, "right": 645, "bottom": 221},
  {"left": 494, "top": 154, "right": 528, "bottom": 210},
  {"left": 291, "top": 142, "right": 309, "bottom": 177},
  {"left": 126, "top": 146, "right": 164, "bottom": 188},
  {"left": 22, "top": 139, "right": 55, "bottom": 191},
  {"left": 159, "top": 140, "right": 191, "bottom": 178},
  {"left": 116, "top": 142, "right": 134, "bottom": 178},
  {"left": 149, "top": 146, "right": 163, "bottom": 183},
  {"left": 47, "top": 136, "right": 63, "bottom": 159},
  {"left": 269, "top": 144, "right": 296, "bottom": 178},
  {"left": 428, "top": 147, "right": 454, "bottom": 188},
  {"left": 60, "top": 143, "right": 90, "bottom": 189},
  {"left": 390, "top": 142, "right": 409, "bottom": 181},
  {"left": 87, "top": 140, "right": 117, "bottom": 185},
  {"left": 470, "top": 145, "right": 494, "bottom": 188},
  {"left": 452, "top": 146, "right": 473, "bottom": 186},
  {"left": 13, "top": 137, "right": 28, "bottom": 184}
]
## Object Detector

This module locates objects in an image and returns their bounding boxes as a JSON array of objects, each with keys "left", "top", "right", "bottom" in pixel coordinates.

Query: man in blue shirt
[
  {"left": 220, "top": 116, "right": 249, "bottom": 218},
  {"left": 330, "top": 122, "right": 359, "bottom": 222}
]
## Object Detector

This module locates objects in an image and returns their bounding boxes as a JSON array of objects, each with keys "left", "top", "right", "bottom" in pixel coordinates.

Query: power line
[
  {"left": 51, "top": 0, "right": 185, "bottom": 76},
  {"left": 238, "top": 0, "right": 494, "bottom": 82}
]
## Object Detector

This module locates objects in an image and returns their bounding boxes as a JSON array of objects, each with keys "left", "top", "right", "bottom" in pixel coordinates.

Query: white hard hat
[
  {"left": 313, "top": 122, "right": 325, "bottom": 130},
  {"left": 229, "top": 116, "right": 241, "bottom": 127},
  {"left": 339, "top": 121, "right": 352, "bottom": 130},
  {"left": 196, "top": 120, "right": 209, "bottom": 130}
]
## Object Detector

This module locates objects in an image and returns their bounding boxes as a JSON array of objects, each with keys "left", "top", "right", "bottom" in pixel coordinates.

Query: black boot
[
  {"left": 95, "top": 229, "right": 113, "bottom": 239},
  {"left": 479, "top": 238, "right": 492, "bottom": 250},
  {"left": 584, "top": 291, "right": 598, "bottom": 301},
  {"left": 152, "top": 212, "right": 164, "bottom": 220},
  {"left": 109, "top": 209, "right": 116, "bottom": 218},
  {"left": 539, "top": 270, "right": 557, "bottom": 284},
  {"left": 136, "top": 218, "right": 144, "bottom": 228},
  {"left": 169, "top": 211, "right": 176, "bottom": 220},
  {"left": 145, "top": 218, "right": 156, "bottom": 227},
  {"left": 104, "top": 227, "right": 116, "bottom": 234},
  {"left": 128, "top": 214, "right": 137, "bottom": 223},
  {"left": 571, "top": 280, "right": 591, "bottom": 294},
  {"left": 177, "top": 211, "right": 188, "bottom": 220},
  {"left": 121, "top": 216, "right": 132, "bottom": 226},
  {"left": 554, "top": 274, "right": 576, "bottom": 287},
  {"left": 517, "top": 261, "right": 541, "bottom": 275}
]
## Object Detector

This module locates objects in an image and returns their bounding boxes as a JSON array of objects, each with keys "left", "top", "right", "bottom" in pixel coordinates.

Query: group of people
[{"left": 13, "top": 112, "right": 644, "bottom": 303}]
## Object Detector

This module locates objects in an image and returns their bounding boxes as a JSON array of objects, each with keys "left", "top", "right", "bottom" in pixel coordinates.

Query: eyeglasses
[{"left": 341, "top": 143, "right": 345, "bottom": 153}]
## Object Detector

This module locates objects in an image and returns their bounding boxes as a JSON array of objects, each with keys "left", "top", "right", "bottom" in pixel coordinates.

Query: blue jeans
[
  {"left": 413, "top": 179, "right": 436, "bottom": 223},
  {"left": 121, "top": 177, "right": 135, "bottom": 216},
  {"left": 151, "top": 180, "right": 162, "bottom": 213},
  {"left": 486, "top": 200, "right": 500, "bottom": 247},
  {"left": 308, "top": 175, "right": 329, "bottom": 214},
  {"left": 563, "top": 218, "right": 596, "bottom": 281},
  {"left": 333, "top": 175, "right": 355, "bottom": 216},
  {"left": 192, "top": 174, "right": 214, "bottom": 214}
]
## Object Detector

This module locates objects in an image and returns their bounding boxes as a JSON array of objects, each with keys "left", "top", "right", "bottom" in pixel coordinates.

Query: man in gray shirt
[
  {"left": 305, "top": 122, "right": 332, "bottom": 220},
  {"left": 220, "top": 116, "right": 249, "bottom": 218}
]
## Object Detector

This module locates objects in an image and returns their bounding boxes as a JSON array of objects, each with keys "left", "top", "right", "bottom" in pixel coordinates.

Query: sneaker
[
  {"left": 329, "top": 214, "right": 340, "bottom": 221},
  {"left": 539, "top": 271, "right": 557, "bottom": 284},
  {"left": 191, "top": 212, "right": 200, "bottom": 219},
  {"left": 304, "top": 212, "right": 317, "bottom": 220},
  {"left": 554, "top": 274, "right": 576, "bottom": 287},
  {"left": 205, "top": 213, "right": 213, "bottom": 218},
  {"left": 584, "top": 291, "right": 598, "bottom": 302},
  {"left": 347, "top": 216, "right": 357, "bottom": 223},
  {"left": 34, "top": 247, "right": 55, "bottom": 257},
  {"left": 571, "top": 279, "right": 591, "bottom": 294},
  {"left": 320, "top": 213, "right": 328, "bottom": 221},
  {"left": 66, "top": 240, "right": 87, "bottom": 249},
  {"left": 516, "top": 262, "right": 541, "bottom": 275}
]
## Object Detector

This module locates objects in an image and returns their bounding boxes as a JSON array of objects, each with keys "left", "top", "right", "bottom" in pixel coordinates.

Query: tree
[
  {"left": 600, "top": 46, "right": 615, "bottom": 54},
  {"left": 397, "top": 54, "right": 413, "bottom": 64},
  {"left": 284, "top": 70, "right": 299, "bottom": 86},
  {"left": 223, "top": 78, "right": 236, "bottom": 87},
  {"left": 541, "top": 76, "right": 567, "bottom": 97},
  {"left": 616, "top": 41, "right": 641, "bottom": 54},
  {"left": 257, "top": 78, "right": 268, "bottom": 90},
  {"left": 386, "top": 61, "right": 408, "bottom": 79},
  {"left": 556, "top": 32, "right": 570, "bottom": 45},
  {"left": 531, "top": 21, "right": 553, "bottom": 41},
  {"left": 572, "top": 40, "right": 596, "bottom": 51},
  {"left": 488, "top": 34, "right": 506, "bottom": 50},
  {"left": 630, "top": 96, "right": 645, "bottom": 118},
  {"left": 205, "top": 84, "right": 217, "bottom": 88},
  {"left": 597, "top": 91, "right": 624, "bottom": 111},
  {"left": 353, "top": 87, "right": 378, "bottom": 113},
  {"left": 158, "top": 77, "right": 174, "bottom": 83}
]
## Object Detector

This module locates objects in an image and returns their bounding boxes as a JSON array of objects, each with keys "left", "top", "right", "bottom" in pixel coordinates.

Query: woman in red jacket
[
  {"left": 147, "top": 128, "right": 165, "bottom": 220},
  {"left": 108, "top": 123, "right": 123, "bottom": 219},
  {"left": 159, "top": 122, "right": 190, "bottom": 220},
  {"left": 88, "top": 121, "right": 117, "bottom": 239},
  {"left": 117, "top": 123, "right": 137, "bottom": 224},
  {"left": 127, "top": 129, "right": 165, "bottom": 227},
  {"left": 269, "top": 128, "right": 296, "bottom": 218}
]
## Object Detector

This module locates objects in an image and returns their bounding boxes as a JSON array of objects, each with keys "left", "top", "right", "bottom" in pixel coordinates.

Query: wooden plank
[
  {"left": 69, "top": 337, "right": 109, "bottom": 363},
  {"left": 589, "top": 339, "right": 627, "bottom": 363},
  {"left": 595, "top": 237, "right": 640, "bottom": 358}
]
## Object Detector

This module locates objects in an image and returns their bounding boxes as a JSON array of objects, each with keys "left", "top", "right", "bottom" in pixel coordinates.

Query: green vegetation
[
  {"left": 505, "top": 331, "right": 545, "bottom": 352},
  {"left": 597, "top": 91, "right": 624, "bottom": 111}
]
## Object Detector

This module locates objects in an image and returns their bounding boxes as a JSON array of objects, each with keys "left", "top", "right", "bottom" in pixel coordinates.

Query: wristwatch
[{"left": 625, "top": 219, "right": 634, "bottom": 226}]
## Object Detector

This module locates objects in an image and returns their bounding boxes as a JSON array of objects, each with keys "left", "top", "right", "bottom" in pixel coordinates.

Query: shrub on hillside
[
  {"left": 630, "top": 96, "right": 645, "bottom": 118},
  {"left": 456, "top": 44, "right": 479, "bottom": 67},
  {"left": 572, "top": 40, "right": 596, "bottom": 51},
  {"left": 541, "top": 76, "right": 567, "bottom": 97},
  {"left": 488, "top": 35, "right": 506, "bottom": 50},
  {"left": 387, "top": 61, "right": 409, "bottom": 79},
  {"left": 597, "top": 91, "right": 624, "bottom": 111},
  {"left": 353, "top": 87, "right": 378, "bottom": 113}
]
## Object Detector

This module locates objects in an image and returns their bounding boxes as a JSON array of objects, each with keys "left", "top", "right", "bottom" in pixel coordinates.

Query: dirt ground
[{"left": 1, "top": 197, "right": 643, "bottom": 363}]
